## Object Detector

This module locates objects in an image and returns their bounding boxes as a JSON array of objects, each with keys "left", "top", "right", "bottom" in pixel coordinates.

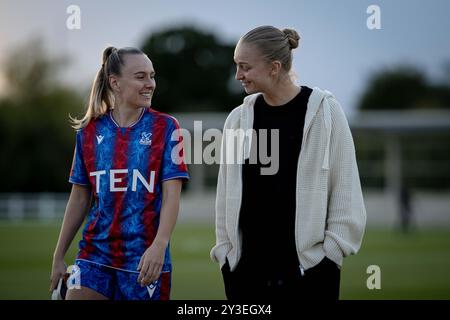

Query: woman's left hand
[{"left": 137, "top": 241, "right": 167, "bottom": 287}]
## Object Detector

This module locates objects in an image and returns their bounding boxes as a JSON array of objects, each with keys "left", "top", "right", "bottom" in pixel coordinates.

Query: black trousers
[{"left": 221, "top": 257, "right": 341, "bottom": 300}]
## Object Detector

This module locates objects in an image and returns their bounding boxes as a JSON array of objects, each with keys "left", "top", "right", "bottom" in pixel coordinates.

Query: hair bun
[{"left": 282, "top": 28, "right": 300, "bottom": 50}]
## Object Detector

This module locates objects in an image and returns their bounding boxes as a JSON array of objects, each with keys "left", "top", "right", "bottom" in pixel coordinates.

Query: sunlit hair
[
  {"left": 70, "top": 46, "right": 144, "bottom": 129},
  {"left": 240, "top": 26, "right": 300, "bottom": 72}
]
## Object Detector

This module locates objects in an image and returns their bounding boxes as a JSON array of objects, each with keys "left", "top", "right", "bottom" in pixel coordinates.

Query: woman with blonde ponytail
[
  {"left": 211, "top": 26, "right": 366, "bottom": 300},
  {"left": 50, "top": 46, "right": 189, "bottom": 300},
  {"left": 70, "top": 47, "right": 134, "bottom": 129}
]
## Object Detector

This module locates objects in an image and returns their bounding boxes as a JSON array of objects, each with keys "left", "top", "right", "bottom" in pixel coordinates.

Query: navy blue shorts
[{"left": 72, "top": 259, "right": 171, "bottom": 300}]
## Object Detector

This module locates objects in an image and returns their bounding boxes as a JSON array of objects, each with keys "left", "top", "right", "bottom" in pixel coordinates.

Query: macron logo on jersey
[
  {"left": 147, "top": 280, "right": 158, "bottom": 298},
  {"left": 89, "top": 169, "right": 156, "bottom": 193},
  {"left": 96, "top": 135, "right": 104, "bottom": 144}
]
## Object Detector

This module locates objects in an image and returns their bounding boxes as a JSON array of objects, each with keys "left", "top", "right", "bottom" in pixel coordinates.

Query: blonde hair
[
  {"left": 70, "top": 46, "right": 144, "bottom": 129},
  {"left": 240, "top": 26, "right": 300, "bottom": 72}
]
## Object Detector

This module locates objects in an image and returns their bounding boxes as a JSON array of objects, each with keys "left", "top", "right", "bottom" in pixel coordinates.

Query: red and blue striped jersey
[{"left": 69, "top": 107, "right": 189, "bottom": 272}]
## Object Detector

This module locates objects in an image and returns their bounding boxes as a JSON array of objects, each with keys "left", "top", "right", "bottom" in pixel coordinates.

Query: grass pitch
[{"left": 0, "top": 221, "right": 449, "bottom": 299}]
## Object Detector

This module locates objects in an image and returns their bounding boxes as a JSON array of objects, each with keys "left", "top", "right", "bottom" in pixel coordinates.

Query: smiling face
[
  {"left": 109, "top": 53, "right": 156, "bottom": 109},
  {"left": 234, "top": 41, "right": 274, "bottom": 94}
]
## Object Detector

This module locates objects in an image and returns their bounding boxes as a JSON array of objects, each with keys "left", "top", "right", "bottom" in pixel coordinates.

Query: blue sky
[{"left": 1, "top": 0, "right": 450, "bottom": 116}]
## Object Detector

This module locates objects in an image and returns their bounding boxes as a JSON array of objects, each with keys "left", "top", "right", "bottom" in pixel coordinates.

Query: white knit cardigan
[{"left": 210, "top": 87, "right": 367, "bottom": 273}]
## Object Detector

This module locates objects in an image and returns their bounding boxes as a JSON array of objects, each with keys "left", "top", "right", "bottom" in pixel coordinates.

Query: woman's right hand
[{"left": 49, "top": 257, "right": 67, "bottom": 292}]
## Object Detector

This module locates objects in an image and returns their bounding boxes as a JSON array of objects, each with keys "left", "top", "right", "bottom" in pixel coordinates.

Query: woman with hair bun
[
  {"left": 50, "top": 46, "right": 189, "bottom": 300},
  {"left": 211, "top": 26, "right": 366, "bottom": 300}
]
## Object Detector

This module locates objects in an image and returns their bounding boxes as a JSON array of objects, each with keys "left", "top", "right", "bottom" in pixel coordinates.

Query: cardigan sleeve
[
  {"left": 323, "top": 97, "right": 367, "bottom": 266},
  {"left": 209, "top": 111, "right": 235, "bottom": 268}
]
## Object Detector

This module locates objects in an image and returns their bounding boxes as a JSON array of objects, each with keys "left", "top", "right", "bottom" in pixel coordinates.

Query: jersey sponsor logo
[
  {"left": 139, "top": 132, "right": 152, "bottom": 146},
  {"left": 89, "top": 169, "right": 156, "bottom": 193},
  {"left": 96, "top": 134, "right": 104, "bottom": 144}
]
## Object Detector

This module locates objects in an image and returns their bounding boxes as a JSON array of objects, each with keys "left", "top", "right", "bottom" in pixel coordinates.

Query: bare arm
[
  {"left": 155, "top": 179, "right": 182, "bottom": 245},
  {"left": 50, "top": 184, "right": 92, "bottom": 291},
  {"left": 137, "top": 179, "right": 182, "bottom": 286}
]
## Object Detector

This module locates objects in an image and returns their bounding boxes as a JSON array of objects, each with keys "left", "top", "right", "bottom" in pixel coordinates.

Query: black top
[{"left": 238, "top": 86, "right": 313, "bottom": 279}]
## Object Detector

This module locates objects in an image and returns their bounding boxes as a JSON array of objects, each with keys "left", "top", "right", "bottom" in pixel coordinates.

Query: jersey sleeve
[
  {"left": 68, "top": 130, "right": 90, "bottom": 185},
  {"left": 160, "top": 117, "right": 190, "bottom": 182}
]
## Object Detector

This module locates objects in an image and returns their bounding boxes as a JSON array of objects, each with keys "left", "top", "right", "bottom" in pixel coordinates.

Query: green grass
[{"left": 0, "top": 221, "right": 449, "bottom": 299}]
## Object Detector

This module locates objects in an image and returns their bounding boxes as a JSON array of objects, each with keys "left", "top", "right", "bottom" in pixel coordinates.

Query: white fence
[
  {"left": 1, "top": 191, "right": 449, "bottom": 228},
  {"left": 0, "top": 193, "right": 69, "bottom": 221}
]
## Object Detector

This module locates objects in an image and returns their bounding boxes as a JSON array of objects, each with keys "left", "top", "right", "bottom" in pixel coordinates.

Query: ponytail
[{"left": 70, "top": 46, "right": 144, "bottom": 129}]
